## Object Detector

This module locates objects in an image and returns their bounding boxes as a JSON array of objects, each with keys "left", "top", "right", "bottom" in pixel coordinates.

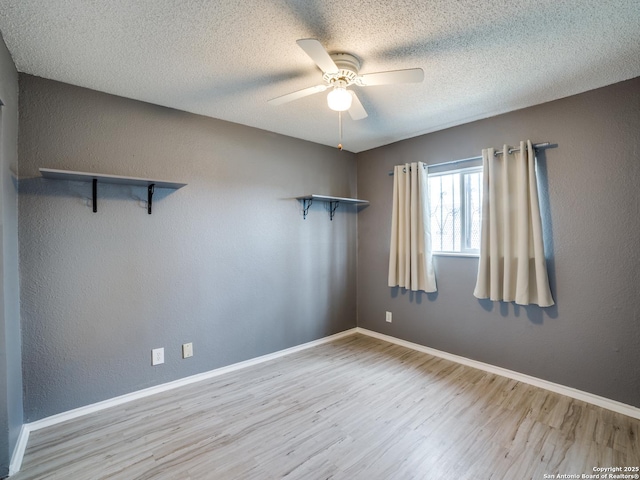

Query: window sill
[{"left": 433, "top": 252, "right": 479, "bottom": 258}]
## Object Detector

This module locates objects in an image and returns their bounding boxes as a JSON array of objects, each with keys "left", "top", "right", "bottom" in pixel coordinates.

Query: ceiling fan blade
[
  {"left": 267, "top": 84, "right": 328, "bottom": 106},
  {"left": 296, "top": 39, "right": 339, "bottom": 74},
  {"left": 358, "top": 68, "right": 424, "bottom": 86},
  {"left": 348, "top": 91, "right": 368, "bottom": 121}
]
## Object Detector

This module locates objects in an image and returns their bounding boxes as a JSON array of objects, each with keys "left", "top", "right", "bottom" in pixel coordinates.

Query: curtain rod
[{"left": 387, "top": 142, "right": 552, "bottom": 175}]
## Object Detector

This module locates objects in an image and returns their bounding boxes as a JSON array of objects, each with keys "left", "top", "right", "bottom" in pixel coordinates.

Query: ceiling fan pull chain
[{"left": 338, "top": 111, "right": 343, "bottom": 150}]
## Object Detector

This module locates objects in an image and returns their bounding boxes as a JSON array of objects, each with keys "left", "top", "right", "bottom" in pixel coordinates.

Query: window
[{"left": 429, "top": 166, "right": 483, "bottom": 255}]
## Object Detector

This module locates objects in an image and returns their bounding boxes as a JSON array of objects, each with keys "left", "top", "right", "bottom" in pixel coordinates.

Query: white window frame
[{"left": 428, "top": 165, "right": 483, "bottom": 257}]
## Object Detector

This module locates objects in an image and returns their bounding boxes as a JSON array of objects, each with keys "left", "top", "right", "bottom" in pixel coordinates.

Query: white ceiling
[{"left": 1, "top": 0, "right": 639, "bottom": 153}]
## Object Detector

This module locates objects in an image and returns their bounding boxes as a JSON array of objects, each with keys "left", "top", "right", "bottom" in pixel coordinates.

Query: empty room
[{"left": 0, "top": 1, "right": 639, "bottom": 479}]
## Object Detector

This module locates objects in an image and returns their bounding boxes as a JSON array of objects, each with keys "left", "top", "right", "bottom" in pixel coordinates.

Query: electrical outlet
[
  {"left": 386, "top": 311, "right": 392, "bottom": 323},
  {"left": 182, "top": 342, "right": 193, "bottom": 359},
  {"left": 152, "top": 347, "right": 164, "bottom": 366}
]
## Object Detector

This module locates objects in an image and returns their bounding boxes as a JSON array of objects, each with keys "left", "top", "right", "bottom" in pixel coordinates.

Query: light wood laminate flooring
[{"left": 12, "top": 334, "right": 640, "bottom": 479}]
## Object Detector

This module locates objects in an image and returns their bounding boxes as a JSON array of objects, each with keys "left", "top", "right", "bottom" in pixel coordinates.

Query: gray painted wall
[
  {"left": 357, "top": 77, "right": 640, "bottom": 408},
  {"left": 18, "top": 75, "right": 358, "bottom": 422},
  {"left": 13, "top": 69, "right": 640, "bottom": 435},
  {"left": 0, "top": 31, "right": 21, "bottom": 477}
]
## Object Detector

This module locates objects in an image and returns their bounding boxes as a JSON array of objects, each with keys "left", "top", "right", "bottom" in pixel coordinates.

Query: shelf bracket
[
  {"left": 148, "top": 184, "right": 155, "bottom": 215},
  {"left": 329, "top": 200, "right": 340, "bottom": 221},
  {"left": 92, "top": 178, "right": 97, "bottom": 213},
  {"left": 302, "top": 198, "right": 313, "bottom": 220}
]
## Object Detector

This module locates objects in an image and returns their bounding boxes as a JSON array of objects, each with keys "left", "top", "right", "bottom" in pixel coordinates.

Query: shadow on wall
[
  {"left": 19, "top": 177, "right": 174, "bottom": 213},
  {"left": 536, "top": 149, "right": 557, "bottom": 313},
  {"left": 390, "top": 287, "right": 438, "bottom": 304},
  {"left": 478, "top": 299, "right": 558, "bottom": 324},
  {"left": 391, "top": 280, "right": 558, "bottom": 325}
]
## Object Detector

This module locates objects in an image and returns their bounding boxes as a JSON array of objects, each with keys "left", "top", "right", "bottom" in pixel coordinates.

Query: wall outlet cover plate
[{"left": 152, "top": 347, "right": 165, "bottom": 365}]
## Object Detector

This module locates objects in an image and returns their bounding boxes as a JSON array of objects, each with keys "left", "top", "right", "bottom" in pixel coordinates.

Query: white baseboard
[
  {"left": 355, "top": 327, "right": 640, "bottom": 420},
  {"left": 8, "top": 424, "right": 29, "bottom": 476},
  {"left": 8, "top": 328, "right": 357, "bottom": 476}
]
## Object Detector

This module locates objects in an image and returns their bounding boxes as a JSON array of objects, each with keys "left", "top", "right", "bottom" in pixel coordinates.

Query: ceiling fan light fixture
[{"left": 327, "top": 86, "right": 352, "bottom": 112}]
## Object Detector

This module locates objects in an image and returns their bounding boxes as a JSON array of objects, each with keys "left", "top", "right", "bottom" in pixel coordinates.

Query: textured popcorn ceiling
[{"left": 1, "top": 0, "right": 639, "bottom": 152}]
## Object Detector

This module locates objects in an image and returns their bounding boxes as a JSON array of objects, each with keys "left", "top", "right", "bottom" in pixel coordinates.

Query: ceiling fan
[{"left": 268, "top": 39, "right": 425, "bottom": 121}]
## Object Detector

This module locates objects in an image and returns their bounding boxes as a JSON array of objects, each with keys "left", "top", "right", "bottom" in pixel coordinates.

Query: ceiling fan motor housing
[{"left": 323, "top": 53, "right": 360, "bottom": 87}]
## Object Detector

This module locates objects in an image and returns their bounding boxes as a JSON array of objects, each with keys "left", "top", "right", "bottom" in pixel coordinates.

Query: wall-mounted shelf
[
  {"left": 39, "top": 168, "right": 187, "bottom": 214},
  {"left": 296, "top": 194, "right": 369, "bottom": 220}
]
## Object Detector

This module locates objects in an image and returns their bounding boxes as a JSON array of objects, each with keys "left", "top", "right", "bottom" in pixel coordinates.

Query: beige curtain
[
  {"left": 474, "top": 140, "right": 554, "bottom": 307},
  {"left": 388, "top": 162, "right": 437, "bottom": 293}
]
